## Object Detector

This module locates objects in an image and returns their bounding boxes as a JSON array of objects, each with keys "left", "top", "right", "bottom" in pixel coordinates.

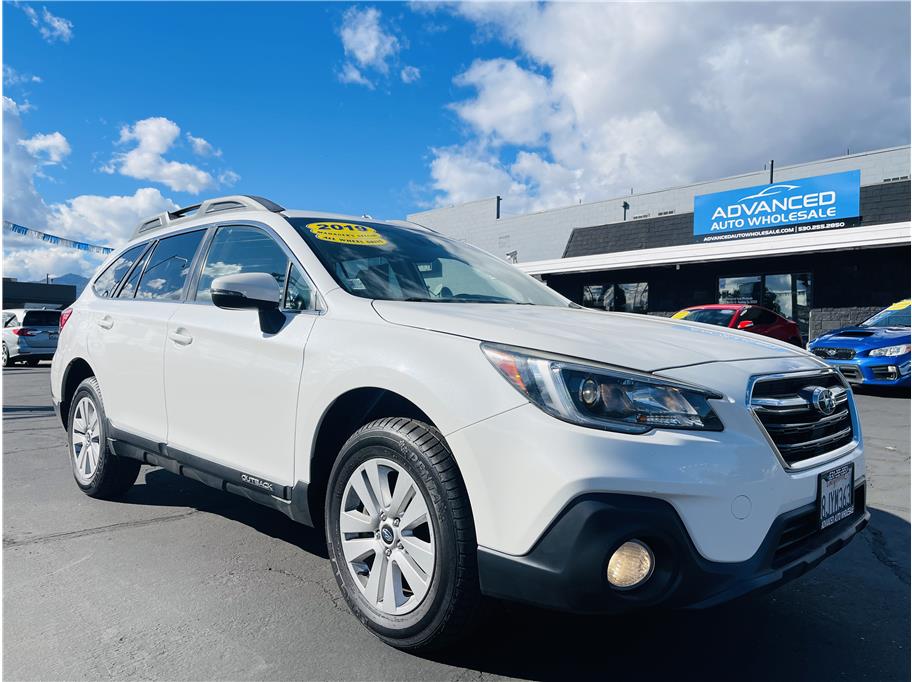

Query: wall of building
[
  {"left": 407, "top": 146, "right": 910, "bottom": 263},
  {"left": 544, "top": 245, "right": 911, "bottom": 340},
  {"left": 563, "top": 180, "right": 910, "bottom": 257},
  {"left": 2, "top": 279, "right": 77, "bottom": 310}
]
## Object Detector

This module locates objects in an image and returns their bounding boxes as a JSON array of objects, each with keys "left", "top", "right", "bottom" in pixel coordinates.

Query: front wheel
[
  {"left": 325, "top": 418, "right": 480, "bottom": 651},
  {"left": 2, "top": 343, "right": 9, "bottom": 367}
]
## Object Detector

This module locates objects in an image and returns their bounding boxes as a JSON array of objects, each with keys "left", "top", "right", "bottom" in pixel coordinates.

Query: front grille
[
  {"left": 772, "top": 484, "right": 866, "bottom": 567},
  {"left": 812, "top": 347, "right": 855, "bottom": 360},
  {"left": 750, "top": 371, "right": 855, "bottom": 467}
]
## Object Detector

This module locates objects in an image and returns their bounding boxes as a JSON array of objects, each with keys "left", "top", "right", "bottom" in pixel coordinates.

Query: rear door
[
  {"left": 164, "top": 224, "right": 318, "bottom": 487},
  {"left": 88, "top": 230, "right": 206, "bottom": 443}
]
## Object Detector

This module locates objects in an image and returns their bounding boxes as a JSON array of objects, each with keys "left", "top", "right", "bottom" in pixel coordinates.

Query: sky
[{"left": 2, "top": 1, "right": 910, "bottom": 281}]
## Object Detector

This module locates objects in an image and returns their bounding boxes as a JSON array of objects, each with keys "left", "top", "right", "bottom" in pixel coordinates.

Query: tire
[
  {"left": 1, "top": 343, "right": 9, "bottom": 368},
  {"left": 24, "top": 358, "right": 40, "bottom": 367},
  {"left": 325, "top": 418, "right": 480, "bottom": 651},
  {"left": 67, "top": 376, "right": 141, "bottom": 499}
]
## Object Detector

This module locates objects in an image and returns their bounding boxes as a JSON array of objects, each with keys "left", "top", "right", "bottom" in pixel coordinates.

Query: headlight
[
  {"left": 869, "top": 344, "right": 911, "bottom": 357},
  {"left": 481, "top": 343, "right": 723, "bottom": 434}
]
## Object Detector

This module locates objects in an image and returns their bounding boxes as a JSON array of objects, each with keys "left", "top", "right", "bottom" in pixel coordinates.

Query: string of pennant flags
[{"left": 3, "top": 220, "right": 114, "bottom": 256}]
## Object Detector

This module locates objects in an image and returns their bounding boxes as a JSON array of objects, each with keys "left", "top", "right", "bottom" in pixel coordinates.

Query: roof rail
[{"left": 132, "top": 195, "right": 285, "bottom": 239}]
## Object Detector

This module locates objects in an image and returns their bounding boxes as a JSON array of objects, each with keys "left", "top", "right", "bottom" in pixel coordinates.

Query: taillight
[
  {"left": 12, "top": 328, "right": 37, "bottom": 336},
  {"left": 59, "top": 308, "right": 73, "bottom": 331}
]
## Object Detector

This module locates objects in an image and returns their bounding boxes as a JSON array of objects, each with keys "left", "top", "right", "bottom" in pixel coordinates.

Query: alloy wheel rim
[
  {"left": 71, "top": 396, "right": 101, "bottom": 484},
  {"left": 339, "top": 457, "right": 436, "bottom": 615}
]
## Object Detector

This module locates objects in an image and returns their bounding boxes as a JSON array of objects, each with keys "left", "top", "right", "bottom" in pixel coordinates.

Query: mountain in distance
[{"left": 41, "top": 273, "right": 90, "bottom": 294}]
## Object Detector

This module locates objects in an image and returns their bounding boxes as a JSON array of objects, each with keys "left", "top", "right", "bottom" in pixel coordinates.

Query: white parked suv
[{"left": 51, "top": 195, "right": 868, "bottom": 649}]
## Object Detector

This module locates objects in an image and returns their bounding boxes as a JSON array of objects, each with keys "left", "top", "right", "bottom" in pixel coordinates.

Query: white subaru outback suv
[{"left": 51, "top": 195, "right": 868, "bottom": 649}]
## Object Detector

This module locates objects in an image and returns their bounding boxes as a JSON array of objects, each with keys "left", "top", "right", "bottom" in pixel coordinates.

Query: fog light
[{"left": 606, "top": 540, "right": 653, "bottom": 589}]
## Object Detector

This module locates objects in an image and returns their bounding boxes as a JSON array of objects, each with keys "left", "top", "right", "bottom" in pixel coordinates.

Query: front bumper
[
  {"left": 478, "top": 484, "right": 868, "bottom": 613},
  {"left": 813, "top": 355, "right": 911, "bottom": 386}
]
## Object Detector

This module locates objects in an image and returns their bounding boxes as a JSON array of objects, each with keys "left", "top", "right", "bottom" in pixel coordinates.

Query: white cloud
[
  {"left": 18, "top": 131, "right": 71, "bottom": 166},
  {"left": 400, "top": 65, "right": 421, "bottom": 84},
  {"left": 22, "top": 5, "right": 74, "bottom": 43},
  {"left": 186, "top": 133, "right": 221, "bottom": 157},
  {"left": 3, "top": 66, "right": 42, "bottom": 86},
  {"left": 218, "top": 170, "right": 240, "bottom": 186},
  {"left": 3, "top": 96, "right": 50, "bottom": 228},
  {"left": 338, "top": 62, "right": 374, "bottom": 89},
  {"left": 47, "top": 188, "right": 178, "bottom": 246},
  {"left": 338, "top": 6, "right": 401, "bottom": 87},
  {"left": 2, "top": 241, "right": 102, "bottom": 282},
  {"left": 2, "top": 99, "right": 179, "bottom": 281},
  {"left": 426, "top": 3, "right": 911, "bottom": 212},
  {"left": 106, "top": 117, "right": 214, "bottom": 194}
]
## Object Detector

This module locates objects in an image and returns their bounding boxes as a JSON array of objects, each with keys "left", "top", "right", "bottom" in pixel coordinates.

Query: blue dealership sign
[{"left": 693, "top": 170, "right": 861, "bottom": 242}]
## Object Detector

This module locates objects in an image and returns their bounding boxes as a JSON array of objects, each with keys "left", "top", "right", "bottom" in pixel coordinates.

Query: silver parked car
[{"left": 2, "top": 308, "right": 61, "bottom": 367}]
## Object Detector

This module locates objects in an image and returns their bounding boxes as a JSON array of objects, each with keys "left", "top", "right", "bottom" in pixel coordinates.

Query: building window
[
  {"left": 718, "top": 272, "right": 813, "bottom": 338},
  {"left": 582, "top": 282, "right": 648, "bottom": 313}
]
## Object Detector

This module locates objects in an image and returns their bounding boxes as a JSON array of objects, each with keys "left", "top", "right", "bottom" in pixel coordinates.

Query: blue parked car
[{"left": 808, "top": 300, "right": 910, "bottom": 386}]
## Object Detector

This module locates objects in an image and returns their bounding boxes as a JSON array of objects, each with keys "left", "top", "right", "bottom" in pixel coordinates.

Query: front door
[{"left": 163, "top": 225, "right": 318, "bottom": 487}]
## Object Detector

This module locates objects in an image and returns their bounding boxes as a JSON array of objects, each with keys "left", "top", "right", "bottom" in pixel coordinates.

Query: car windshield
[
  {"left": 681, "top": 309, "right": 736, "bottom": 327},
  {"left": 289, "top": 218, "right": 571, "bottom": 306},
  {"left": 861, "top": 303, "right": 911, "bottom": 328}
]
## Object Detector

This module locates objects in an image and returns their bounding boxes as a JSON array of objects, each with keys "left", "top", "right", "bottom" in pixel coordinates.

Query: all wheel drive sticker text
[{"left": 306, "top": 222, "right": 388, "bottom": 246}]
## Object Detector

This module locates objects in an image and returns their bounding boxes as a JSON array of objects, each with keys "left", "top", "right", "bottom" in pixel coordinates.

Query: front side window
[
  {"left": 284, "top": 265, "right": 313, "bottom": 311},
  {"left": 136, "top": 230, "right": 205, "bottom": 301},
  {"left": 290, "top": 218, "right": 569, "bottom": 307},
  {"left": 92, "top": 243, "right": 147, "bottom": 298},
  {"left": 685, "top": 308, "right": 736, "bottom": 327},
  {"left": 194, "top": 226, "right": 289, "bottom": 304}
]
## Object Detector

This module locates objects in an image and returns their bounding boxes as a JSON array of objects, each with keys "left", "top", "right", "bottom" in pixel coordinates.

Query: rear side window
[
  {"left": 117, "top": 248, "right": 152, "bottom": 299},
  {"left": 194, "top": 226, "right": 289, "bottom": 303},
  {"left": 22, "top": 310, "right": 61, "bottom": 327},
  {"left": 4, "top": 314, "right": 19, "bottom": 327},
  {"left": 136, "top": 231, "right": 205, "bottom": 301},
  {"left": 92, "top": 244, "right": 147, "bottom": 298}
]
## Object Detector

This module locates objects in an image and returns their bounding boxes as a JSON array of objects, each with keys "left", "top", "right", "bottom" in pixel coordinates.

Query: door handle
[
  {"left": 96, "top": 316, "right": 114, "bottom": 330},
  {"left": 168, "top": 329, "right": 193, "bottom": 346}
]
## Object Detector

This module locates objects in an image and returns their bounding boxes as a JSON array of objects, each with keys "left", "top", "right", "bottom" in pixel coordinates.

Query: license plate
[{"left": 818, "top": 463, "right": 854, "bottom": 529}]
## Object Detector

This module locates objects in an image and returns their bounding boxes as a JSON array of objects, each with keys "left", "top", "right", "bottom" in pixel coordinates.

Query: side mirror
[
  {"left": 211, "top": 272, "right": 285, "bottom": 334},
  {"left": 737, "top": 320, "right": 754, "bottom": 330}
]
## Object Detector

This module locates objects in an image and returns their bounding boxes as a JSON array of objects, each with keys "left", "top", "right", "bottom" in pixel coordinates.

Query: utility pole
[{"left": 769, "top": 160, "right": 774, "bottom": 184}]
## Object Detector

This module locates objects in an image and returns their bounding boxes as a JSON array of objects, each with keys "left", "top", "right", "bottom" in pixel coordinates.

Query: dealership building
[{"left": 409, "top": 146, "right": 910, "bottom": 341}]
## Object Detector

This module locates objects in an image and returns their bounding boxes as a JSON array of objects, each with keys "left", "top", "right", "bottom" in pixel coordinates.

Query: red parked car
[{"left": 672, "top": 304, "right": 803, "bottom": 346}]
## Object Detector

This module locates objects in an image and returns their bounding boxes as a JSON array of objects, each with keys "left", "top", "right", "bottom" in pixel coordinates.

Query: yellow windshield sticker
[
  {"left": 671, "top": 310, "right": 690, "bottom": 319},
  {"left": 306, "top": 222, "right": 387, "bottom": 246},
  {"left": 887, "top": 299, "right": 911, "bottom": 310}
]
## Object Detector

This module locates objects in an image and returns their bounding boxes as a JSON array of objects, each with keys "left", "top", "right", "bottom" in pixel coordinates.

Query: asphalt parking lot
[{"left": 3, "top": 364, "right": 909, "bottom": 681}]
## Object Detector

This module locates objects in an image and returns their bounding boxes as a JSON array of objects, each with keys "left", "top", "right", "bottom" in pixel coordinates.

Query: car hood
[
  {"left": 372, "top": 302, "right": 805, "bottom": 372},
  {"left": 812, "top": 325, "right": 911, "bottom": 348}
]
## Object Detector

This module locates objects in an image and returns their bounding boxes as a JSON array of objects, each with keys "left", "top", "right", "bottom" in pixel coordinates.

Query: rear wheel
[
  {"left": 24, "top": 358, "right": 40, "bottom": 367},
  {"left": 325, "top": 418, "right": 480, "bottom": 651},
  {"left": 67, "top": 377, "right": 141, "bottom": 498}
]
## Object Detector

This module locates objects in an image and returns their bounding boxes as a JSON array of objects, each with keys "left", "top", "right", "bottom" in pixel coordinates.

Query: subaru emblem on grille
[
  {"left": 826, "top": 348, "right": 837, "bottom": 357},
  {"left": 811, "top": 387, "right": 837, "bottom": 415}
]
